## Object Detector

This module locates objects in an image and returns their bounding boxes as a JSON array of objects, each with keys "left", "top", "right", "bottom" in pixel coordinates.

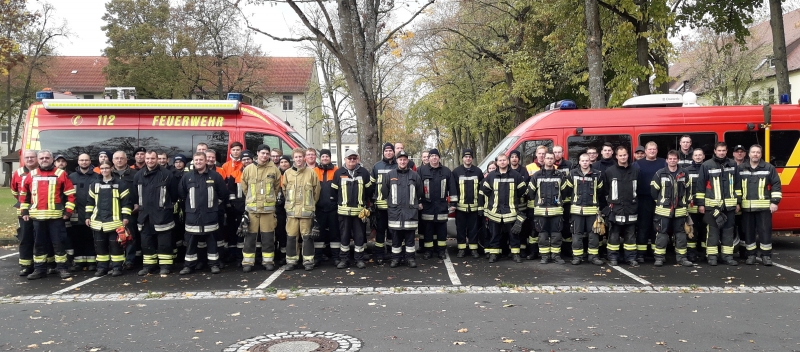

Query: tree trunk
[
  {"left": 506, "top": 71, "right": 527, "bottom": 125},
  {"left": 584, "top": 0, "right": 606, "bottom": 108},
  {"left": 635, "top": 19, "right": 651, "bottom": 96},
  {"left": 769, "top": 0, "right": 791, "bottom": 101}
]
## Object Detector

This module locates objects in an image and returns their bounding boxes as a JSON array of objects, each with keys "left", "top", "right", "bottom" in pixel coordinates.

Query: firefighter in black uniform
[
  {"left": 650, "top": 150, "right": 694, "bottom": 267},
  {"left": 482, "top": 154, "right": 527, "bottom": 263},
  {"left": 134, "top": 150, "right": 179, "bottom": 276},
  {"left": 332, "top": 150, "right": 374, "bottom": 268},
  {"left": 111, "top": 150, "right": 139, "bottom": 270},
  {"left": 226, "top": 150, "right": 252, "bottom": 267},
  {"left": 171, "top": 154, "right": 187, "bottom": 262},
  {"left": 529, "top": 152, "right": 568, "bottom": 264},
  {"left": 738, "top": 144, "right": 781, "bottom": 266},
  {"left": 564, "top": 153, "right": 604, "bottom": 265},
  {"left": 372, "top": 143, "right": 398, "bottom": 264},
  {"left": 450, "top": 149, "right": 484, "bottom": 258},
  {"left": 275, "top": 155, "right": 292, "bottom": 265},
  {"left": 382, "top": 151, "right": 423, "bottom": 268},
  {"left": 418, "top": 149, "right": 453, "bottom": 260},
  {"left": 683, "top": 148, "right": 706, "bottom": 262},
  {"left": 315, "top": 149, "right": 339, "bottom": 265},
  {"left": 85, "top": 161, "right": 132, "bottom": 277},
  {"left": 68, "top": 153, "right": 98, "bottom": 271},
  {"left": 178, "top": 152, "right": 228, "bottom": 275},
  {"left": 696, "top": 142, "right": 741, "bottom": 266},
  {"left": 602, "top": 146, "right": 640, "bottom": 267}
]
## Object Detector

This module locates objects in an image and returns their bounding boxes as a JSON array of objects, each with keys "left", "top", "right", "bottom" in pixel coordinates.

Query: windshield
[
  {"left": 288, "top": 131, "right": 311, "bottom": 149},
  {"left": 477, "top": 136, "right": 519, "bottom": 171}
]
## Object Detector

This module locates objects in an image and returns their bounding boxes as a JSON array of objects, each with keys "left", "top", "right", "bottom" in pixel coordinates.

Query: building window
[
  {"left": 83, "top": 95, "right": 94, "bottom": 99},
  {"left": 768, "top": 88, "right": 776, "bottom": 104},
  {"left": 282, "top": 95, "right": 294, "bottom": 111},
  {"left": 1, "top": 131, "right": 7, "bottom": 143}
]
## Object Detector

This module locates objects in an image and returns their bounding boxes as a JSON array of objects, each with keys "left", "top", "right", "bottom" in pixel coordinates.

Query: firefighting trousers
[
  {"left": 525, "top": 209, "right": 537, "bottom": 253},
  {"left": 374, "top": 210, "right": 389, "bottom": 258},
  {"left": 571, "top": 215, "right": 600, "bottom": 257},
  {"left": 392, "top": 229, "right": 417, "bottom": 260},
  {"left": 535, "top": 216, "right": 563, "bottom": 255},
  {"left": 608, "top": 223, "right": 637, "bottom": 262},
  {"left": 184, "top": 232, "right": 218, "bottom": 268},
  {"left": 339, "top": 215, "right": 365, "bottom": 262},
  {"left": 32, "top": 220, "right": 68, "bottom": 271},
  {"left": 455, "top": 211, "right": 480, "bottom": 251},
  {"left": 225, "top": 208, "right": 243, "bottom": 262},
  {"left": 741, "top": 210, "right": 773, "bottom": 256},
  {"left": 316, "top": 210, "right": 340, "bottom": 258},
  {"left": 424, "top": 221, "right": 447, "bottom": 253},
  {"left": 140, "top": 221, "right": 173, "bottom": 267},
  {"left": 653, "top": 215, "right": 688, "bottom": 261},
  {"left": 93, "top": 230, "right": 124, "bottom": 271},
  {"left": 636, "top": 198, "right": 656, "bottom": 256},
  {"left": 18, "top": 218, "right": 34, "bottom": 268},
  {"left": 286, "top": 218, "right": 314, "bottom": 264},
  {"left": 687, "top": 212, "right": 707, "bottom": 257},
  {"left": 244, "top": 213, "right": 277, "bottom": 266},
  {"left": 276, "top": 211, "right": 288, "bottom": 260},
  {"left": 68, "top": 224, "right": 95, "bottom": 264},
  {"left": 486, "top": 221, "right": 517, "bottom": 255},
  {"left": 704, "top": 209, "right": 735, "bottom": 258}
]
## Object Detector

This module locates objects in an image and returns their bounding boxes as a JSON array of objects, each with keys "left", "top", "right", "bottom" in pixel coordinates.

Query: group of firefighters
[{"left": 9, "top": 135, "right": 782, "bottom": 282}]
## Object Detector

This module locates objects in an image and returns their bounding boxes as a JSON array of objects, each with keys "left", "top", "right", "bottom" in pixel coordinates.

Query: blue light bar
[
  {"left": 545, "top": 99, "right": 577, "bottom": 111},
  {"left": 36, "top": 91, "right": 54, "bottom": 101},
  {"left": 227, "top": 93, "right": 243, "bottom": 101},
  {"left": 780, "top": 94, "right": 790, "bottom": 104}
]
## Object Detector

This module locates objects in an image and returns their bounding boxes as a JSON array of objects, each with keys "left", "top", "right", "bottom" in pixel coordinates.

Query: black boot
[
  {"left": 488, "top": 254, "right": 497, "bottom": 263},
  {"left": 19, "top": 266, "right": 34, "bottom": 277},
  {"left": 746, "top": 255, "right": 756, "bottom": 265},
  {"left": 540, "top": 253, "right": 549, "bottom": 264},
  {"left": 27, "top": 270, "right": 47, "bottom": 280},
  {"left": 456, "top": 250, "right": 465, "bottom": 258},
  {"left": 762, "top": 255, "right": 773, "bottom": 266}
]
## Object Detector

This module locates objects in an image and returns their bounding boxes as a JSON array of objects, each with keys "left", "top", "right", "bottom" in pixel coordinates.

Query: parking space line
[
  {"left": 610, "top": 264, "right": 652, "bottom": 285},
  {"left": 256, "top": 268, "right": 285, "bottom": 289},
  {"left": 52, "top": 276, "right": 104, "bottom": 295},
  {"left": 756, "top": 257, "right": 800, "bottom": 274},
  {"left": 443, "top": 251, "right": 461, "bottom": 286},
  {"left": 0, "top": 252, "right": 19, "bottom": 260}
]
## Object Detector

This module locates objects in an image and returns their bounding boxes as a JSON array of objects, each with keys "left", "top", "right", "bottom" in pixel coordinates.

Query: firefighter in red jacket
[
  {"left": 20, "top": 150, "right": 77, "bottom": 280},
  {"left": 11, "top": 150, "right": 38, "bottom": 276}
]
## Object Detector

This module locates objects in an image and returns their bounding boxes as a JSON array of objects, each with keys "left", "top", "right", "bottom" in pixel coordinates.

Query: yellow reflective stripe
[
  {"left": 772, "top": 192, "right": 782, "bottom": 199},
  {"left": 112, "top": 189, "right": 120, "bottom": 222},
  {"left": 48, "top": 179, "right": 55, "bottom": 211},
  {"left": 342, "top": 181, "right": 349, "bottom": 205},
  {"left": 357, "top": 179, "right": 363, "bottom": 207},
  {"left": 758, "top": 178, "right": 765, "bottom": 199}
]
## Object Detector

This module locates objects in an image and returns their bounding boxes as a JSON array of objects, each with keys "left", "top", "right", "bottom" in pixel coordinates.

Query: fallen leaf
[
  {"left": 588, "top": 347, "right": 597, "bottom": 350},
  {"left": 89, "top": 348, "right": 101, "bottom": 352},
  {"left": 606, "top": 269, "right": 612, "bottom": 273},
  {"left": 216, "top": 341, "right": 223, "bottom": 345},
  {"left": 749, "top": 340, "right": 754, "bottom": 343},
  {"left": 141, "top": 279, "right": 148, "bottom": 283},
  {"left": 192, "top": 336, "right": 199, "bottom": 340},
  {"left": 457, "top": 328, "right": 468, "bottom": 333},
  {"left": 34, "top": 310, "right": 40, "bottom": 313},
  {"left": 368, "top": 303, "right": 377, "bottom": 306},
  {"left": 656, "top": 341, "right": 666, "bottom": 345},
  {"left": 124, "top": 312, "right": 130, "bottom": 314},
  {"left": 548, "top": 339, "right": 560, "bottom": 343},
  {"left": 29, "top": 316, "right": 41, "bottom": 320},
  {"left": 503, "top": 304, "right": 514, "bottom": 308},
  {"left": 230, "top": 312, "right": 240, "bottom": 316},
  {"left": 27, "top": 344, "right": 38, "bottom": 348},
  {"left": 692, "top": 310, "right": 698, "bottom": 313},
  {"left": 34, "top": 330, "right": 42, "bottom": 334},
  {"left": 453, "top": 341, "right": 466, "bottom": 345},
  {"left": 259, "top": 297, "right": 266, "bottom": 301},
  {"left": 502, "top": 339, "right": 514, "bottom": 343},
  {"left": 195, "top": 329, "right": 204, "bottom": 333},
  {"left": 277, "top": 292, "right": 288, "bottom": 300},
  {"left": 679, "top": 339, "right": 688, "bottom": 342},
  {"left": 521, "top": 330, "right": 530, "bottom": 333},
  {"left": 41, "top": 341, "right": 54, "bottom": 345}
]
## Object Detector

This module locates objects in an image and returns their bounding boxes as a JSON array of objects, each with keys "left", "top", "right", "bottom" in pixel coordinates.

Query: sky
[{"left": 47, "top": 0, "right": 307, "bottom": 57}]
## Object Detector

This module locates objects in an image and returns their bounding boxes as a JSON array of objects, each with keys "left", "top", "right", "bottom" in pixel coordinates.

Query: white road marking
[
  {"left": 0, "top": 252, "right": 20, "bottom": 259},
  {"left": 256, "top": 268, "right": 285, "bottom": 289},
  {"left": 610, "top": 264, "right": 652, "bottom": 285},
  {"left": 52, "top": 276, "right": 105, "bottom": 295},
  {"left": 443, "top": 251, "right": 462, "bottom": 286},
  {"left": 756, "top": 257, "right": 800, "bottom": 275}
]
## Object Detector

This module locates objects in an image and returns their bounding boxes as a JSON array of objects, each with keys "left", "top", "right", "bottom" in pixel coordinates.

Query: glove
[
  {"left": 510, "top": 214, "right": 526, "bottom": 235},
  {"left": 713, "top": 210, "right": 727, "bottom": 228},
  {"left": 684, "top": 216, "right": 694, "bottom": 239},
  {"left": 310, "top": 216, "right": 320, "bottom": 238},
  {"left": 369, "top": 202, "right": 377, "bottom": 213},
  {"left": 237, "top": 212, "right": 250, "bottom": 237},
  {"left": 592, "top": 214, "right": 606, "bottom": 236},
  {"left": 358, "top": 208, "right": 371, "bottom": 220},
  {"left": 116, "top": 226, "right": 132, "bottom": 248}
]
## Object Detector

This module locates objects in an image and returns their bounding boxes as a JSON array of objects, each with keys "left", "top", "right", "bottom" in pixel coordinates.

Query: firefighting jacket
[
  {"left": 20, "top": 167, "right": 77, "bottom": 220},
  {"left": 241, "top": 160, "right": 281, "bottom": 214},
  {"left": 602, "top": 163, "right": 639, "bottom": 224},
  {"left": 282, "top": 165, "right": 320, "bottom": 218},
  {"left": 68, "top": 167, "right": 99, "bottom": 223},
  {"left": 678, "top": 149, "right": 692, "bottom": 167},
  {"left": 450, "top": 164, "right": 484, "bottom": 212},
  {"left": 738, "top": 160, "right": 782, "bottom": 211},
  {"left": 510, "top": 165, "right": 530, "bottom": 211},
  {"left": 528, "top": 168, "right": 568, "bottom": 217},
  {"left": 564, "top": 168, "right": 603, "bottom": 216},
  {"left": 226, "top": 165, "right": 246, "bottom": 214},
  {"left": 372, "top": 157, "right": 398, "bottom": 209},
  {"left": 221, "top": 158, "right": 242, "bottom": 182},
  {"left": 111, "top": 166, "right": 136, "bottom": 187},
  {"left": 419, "top": 163, "right": 453, "bottom": 222},
  {"left": 482, "top": 168, "right": 527, "bottom": 224},
  {"left": 315, "top": 163, "right": 339, "bottom": 212},
  {"left": 86, "top": 177, "right": 132, "bottom": 232},
  {"left": 381, "top": 167, "right": 423, "bottom": 230},
  {"left": 133, "top": 165, "right": 178, "bottom": 231},
  {"left": 650, "top": 167, "right": 691, "bottom": 218},
  {"left": 331, "top": 166, "right": 374, "bottom": 216},
  {"left": 695, "top": 156, "right": 740, "bottom": 210},
  {"left": 178, "top": 168, "right": 228, "bottom": 233},
  {"left": 682, "top": 161, "right": 703, "bottom": 214},
  {"left": 11, "top": 166, "right": 32, "bottom": 216},
  {"left": 276, "top": 168, "right": 287, "bottom": 217}
]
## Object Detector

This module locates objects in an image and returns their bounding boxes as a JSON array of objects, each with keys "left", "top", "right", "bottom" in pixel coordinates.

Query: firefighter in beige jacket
[
  {"left": 240, "top": 144, "right": 282, "bottom": 271},
  {"left": 282, "top": 148, "right": 321, "bottom": 271}
]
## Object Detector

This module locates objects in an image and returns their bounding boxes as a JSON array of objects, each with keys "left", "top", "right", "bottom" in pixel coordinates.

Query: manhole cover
[{"left": 223, "top": 331, "right": 362, "bottom": 352}]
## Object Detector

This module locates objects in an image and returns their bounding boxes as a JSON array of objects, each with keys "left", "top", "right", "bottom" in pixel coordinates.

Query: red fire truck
[
  {"left": 478, "top": 93, "right": 800, "bottom": 231},
  {"left": 21, "top": 91, "right": 310, "bottom": 169}
]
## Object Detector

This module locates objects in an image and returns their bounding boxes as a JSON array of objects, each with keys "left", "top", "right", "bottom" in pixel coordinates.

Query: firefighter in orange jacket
[{"left": 20, "top": 150, "right": 77, "bottom": 280}]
